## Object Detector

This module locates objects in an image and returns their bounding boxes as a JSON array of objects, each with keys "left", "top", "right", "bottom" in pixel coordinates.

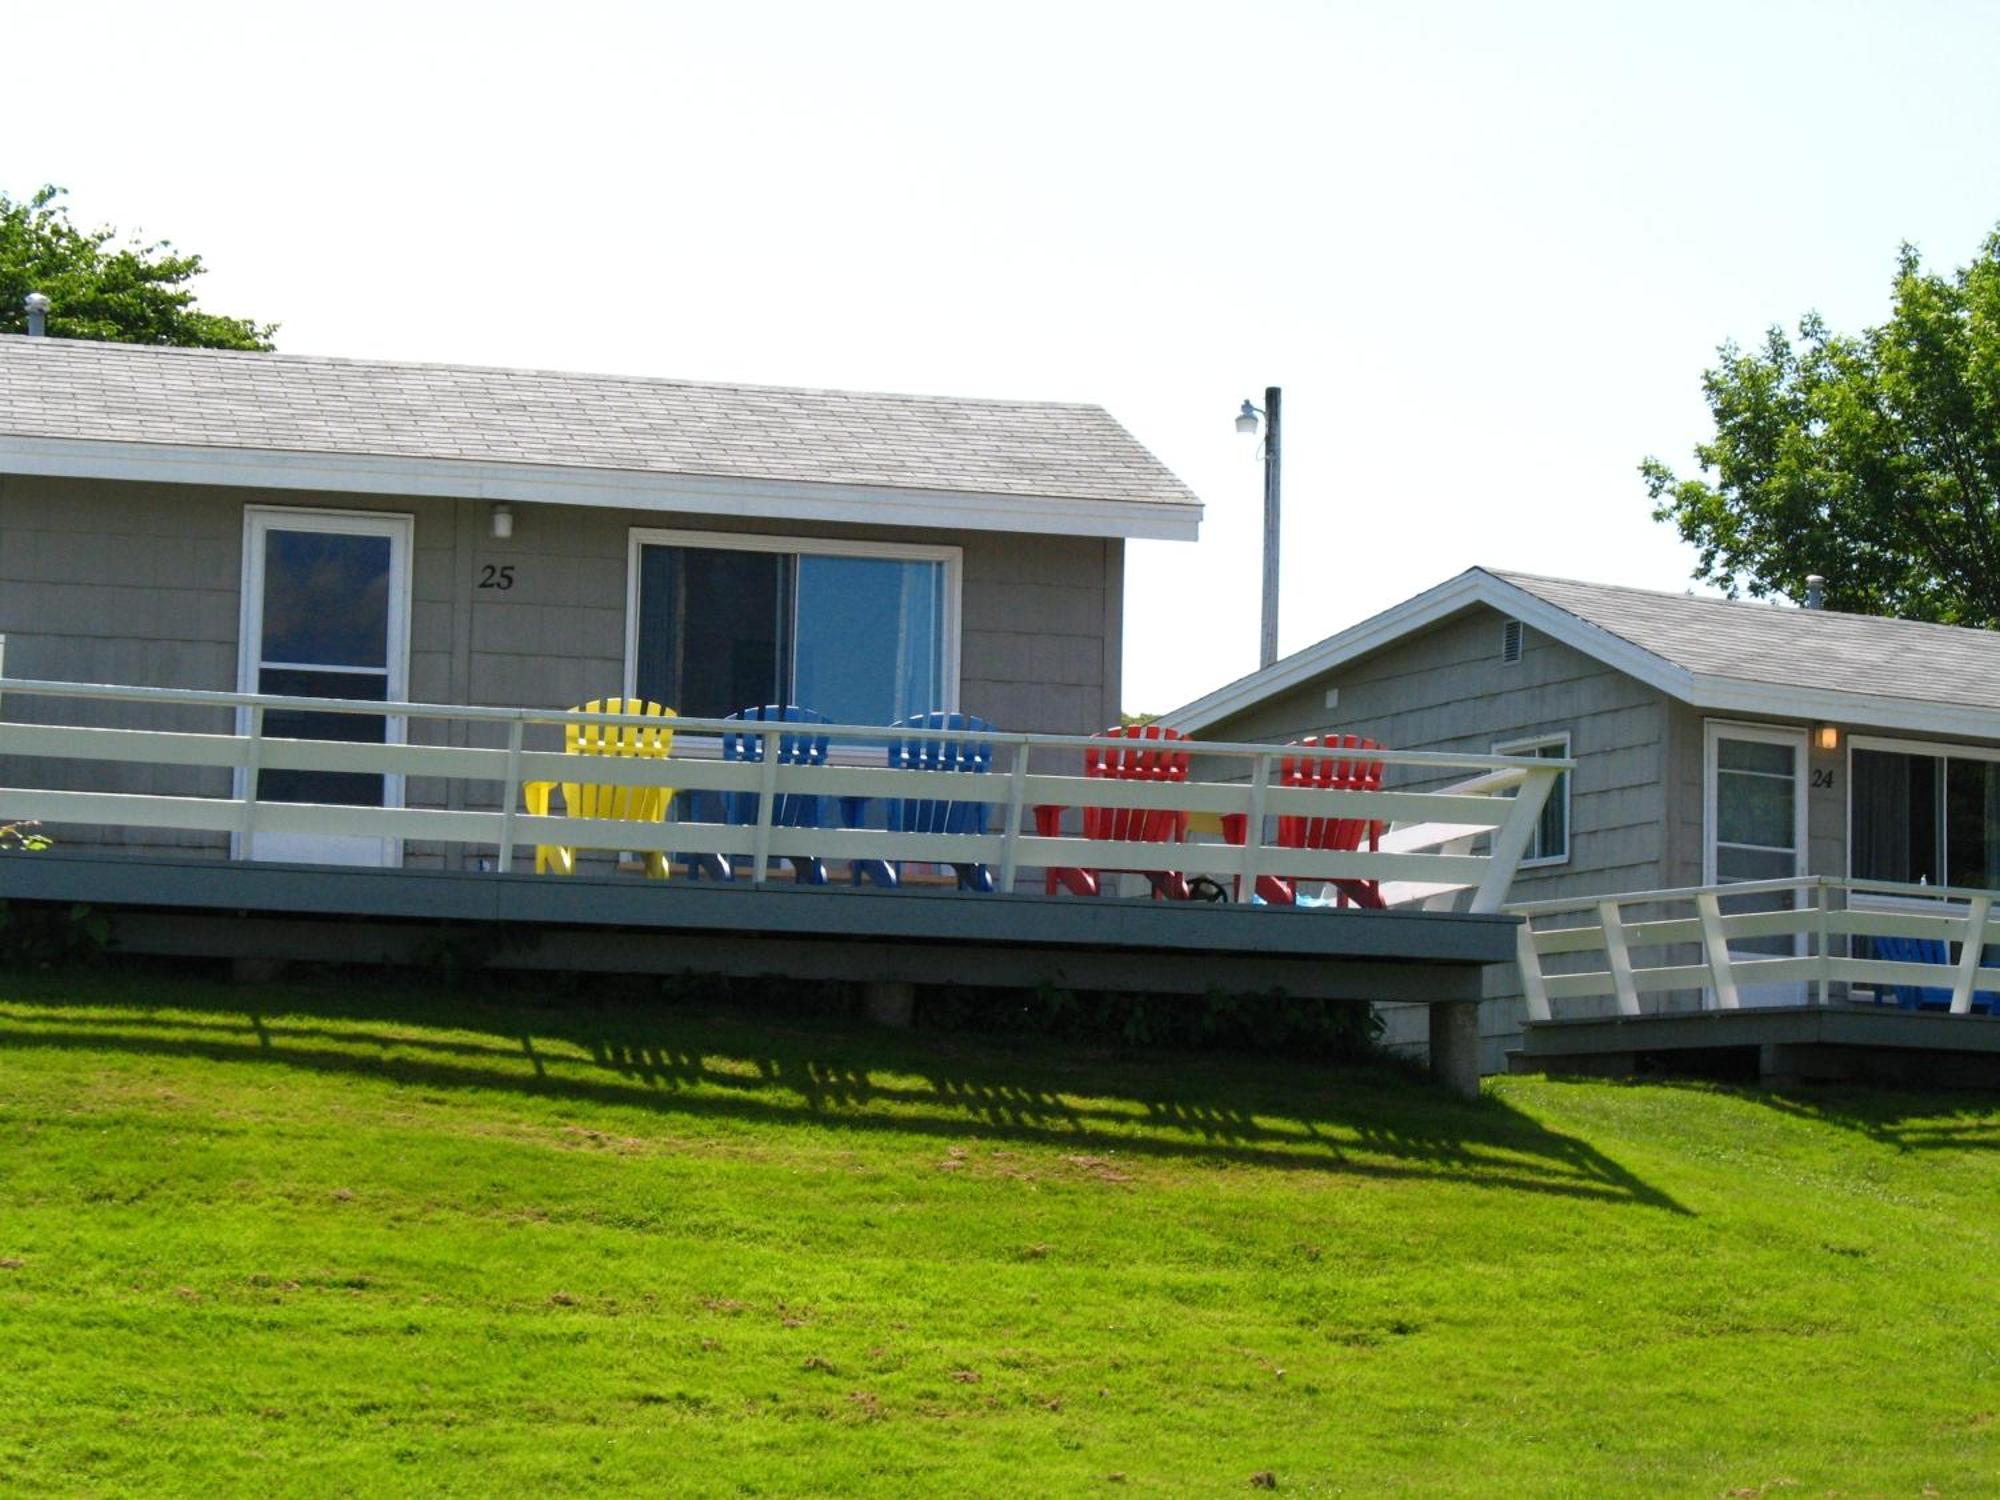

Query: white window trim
[
  {"left": 1494, "top": 731, "right": 1571, "bottom": 868},
  {"left": 235, "top": 505, "right": 415, "bottom": 866},
  {"left": 1845, "top": 732, "right": 2000, "bottom": 911},
  {"left": 1702, "top": 719, "right": 1808, "bottom": 887},
  {"left": 623, "top": 527, "right": 963, "bottom": 736}
]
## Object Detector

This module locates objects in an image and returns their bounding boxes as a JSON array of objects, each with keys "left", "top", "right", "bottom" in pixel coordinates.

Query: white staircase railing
[{"left": 1508, "top": 876, "right": 2000, "bottom": 1020}]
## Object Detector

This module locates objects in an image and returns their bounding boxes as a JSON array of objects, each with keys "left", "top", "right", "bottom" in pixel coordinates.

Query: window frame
[
  {"left": 1702, "top": 719, "right": 1808, "bottom": 887},
  {"left": 622, "top": 527, "right": 963, "bottom": 732},
  {"left": 233, "top": 504, "right": 415, "bottom": 866},
  {"left": 1493, "top": 731, "right": 1572, "bottom": 868},
  {"left": 1846, "top": 732, "right": 2000, "bottom": 906}
]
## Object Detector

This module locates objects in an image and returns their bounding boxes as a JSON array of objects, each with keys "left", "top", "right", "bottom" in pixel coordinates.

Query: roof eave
[
  {"left": 1162, "top": 564, "right": 2000, "bottom": 743},
  {"left": 0, "top": 434, "right": 1202, "bottom": 542},
  {"left": 1162, "top": 569, "right": 1696, "bottom": 731},
  {"left": 1686, "top": 674, "right": 2000, "bottom": 741}
]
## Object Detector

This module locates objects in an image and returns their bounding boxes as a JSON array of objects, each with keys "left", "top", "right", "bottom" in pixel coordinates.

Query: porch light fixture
[
  {"left": 1234, "top": 387, "right": 1282, "bottom": 670},
  {"left": 490, "top": 503, "right": 514, "bottom": 540},
  {"left": 1814, "top": 724, "right": 1839, "bottom": 753}
]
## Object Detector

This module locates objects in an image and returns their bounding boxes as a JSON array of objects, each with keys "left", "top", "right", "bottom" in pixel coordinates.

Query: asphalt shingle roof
[
  {"left": 1491, "top": 569, "right": 2000, "bottom": 713},
  {"left": 0, "top": 334, "right": 1199, "bottom": 509}
]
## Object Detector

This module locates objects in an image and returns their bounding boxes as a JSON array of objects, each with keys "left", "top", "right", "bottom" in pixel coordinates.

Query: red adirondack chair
[
  {"left": 1034, "top": 724, "right": 1195, "bottom": 900},
  {"left": 1223, "top": 734, "right": 1388, "bottom": 908}
]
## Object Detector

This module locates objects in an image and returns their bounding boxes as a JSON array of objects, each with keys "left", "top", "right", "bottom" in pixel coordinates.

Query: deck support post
[
  {"left": 1429, "top": 1000, "right": 1481, "bottom": 1101},
  {"left": 863, "top": 980, "right": 915, "bottom": 1029}
]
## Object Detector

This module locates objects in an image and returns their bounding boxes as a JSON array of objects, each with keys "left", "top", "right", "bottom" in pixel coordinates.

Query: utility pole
[{"left": 1236, "top": 386, "right": 1283, "bottom": 668}]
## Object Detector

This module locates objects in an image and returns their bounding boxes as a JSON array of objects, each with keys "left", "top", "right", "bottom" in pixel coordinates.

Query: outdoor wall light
[
  {"left": 1814, "top": 724, "right": 1839, "bottom": 753},
  {"left": 490, "top": 503, "right": 514, "bottom": 540}
]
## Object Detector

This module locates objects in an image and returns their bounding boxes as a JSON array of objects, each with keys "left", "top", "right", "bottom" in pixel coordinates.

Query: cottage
[
  {"left": 0, "top": 331, "right": 1202, "bottom": 868},
  {"left": 0, "top": 335, "right": 1573, "bottom": 1095},
  {"left": 1163, "top": 566, "right": 2000, "bottom": 1076}
]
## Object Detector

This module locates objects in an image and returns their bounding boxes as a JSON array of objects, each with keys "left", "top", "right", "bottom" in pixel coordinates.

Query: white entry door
[
  {"left": 1704, "top": 721, "right": 1808, "bottom": 1005},
  {"left": 237, "top": 508, "right": 412, "bottom": 866}
]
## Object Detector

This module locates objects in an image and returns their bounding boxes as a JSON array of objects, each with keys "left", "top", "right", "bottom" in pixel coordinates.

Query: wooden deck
[
  {"left": 0, "top": 847, "right": 1515, "bottom": 1001},
  {"left": 1515, "top": 1005, "right": 2000, "bottom": 1088},
  {"left": 1508, "top": 876, "right": 2000, "bottom": 1088},
  {"left": 0, "top": 673, "right": 1579, "bottom": 1097},
  {"left": 0, "top": 848, "right": 1525, "bottom": 1098}
]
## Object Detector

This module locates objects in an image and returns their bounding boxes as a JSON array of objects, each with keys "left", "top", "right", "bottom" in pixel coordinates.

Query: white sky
[{"left": 6, "top": 0, "right": 1998, "bottom": 714}]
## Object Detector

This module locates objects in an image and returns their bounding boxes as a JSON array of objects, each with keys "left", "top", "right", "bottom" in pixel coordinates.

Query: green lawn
[{"left": 0, "top": 969, "right": 1995, "bottom": 1497}]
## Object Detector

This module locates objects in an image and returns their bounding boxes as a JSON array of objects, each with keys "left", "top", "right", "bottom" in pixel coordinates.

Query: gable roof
[
  {"left": 0, "top": 334, "right": 1201, "bottom": 540},
  {"left": 1164, "top": 566, "right": 2000, "bottom": 742}
]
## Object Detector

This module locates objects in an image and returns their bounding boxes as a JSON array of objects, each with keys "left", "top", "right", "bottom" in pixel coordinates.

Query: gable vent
[{"left": 1500, "top": 618, "right": 1524, "bottom": 664}]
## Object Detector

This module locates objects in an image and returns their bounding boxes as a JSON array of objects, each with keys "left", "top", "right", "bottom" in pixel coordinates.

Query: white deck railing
[
  {"left": 0, "top": 673, "right": 1565, "bottom": 913},
  {"left": 1509, "top": 876, "right": 2000, "bottom": 1020}
]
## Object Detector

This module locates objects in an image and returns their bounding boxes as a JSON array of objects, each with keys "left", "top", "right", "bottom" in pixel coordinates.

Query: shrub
[
  {"left": 0, "top": 900, "right": 110, "bottom": 967},
  {"left": 917, "top": 981, "right": 1383, "bottom": 1062}
]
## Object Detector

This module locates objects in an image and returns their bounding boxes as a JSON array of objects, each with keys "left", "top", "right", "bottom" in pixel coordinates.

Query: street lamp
[{"left": 1236, "top": 386, "right": 1282, "bottom": 669}]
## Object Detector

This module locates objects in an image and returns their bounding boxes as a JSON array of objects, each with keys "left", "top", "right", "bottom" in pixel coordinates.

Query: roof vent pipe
[
  {"left": 1804, "top": 575, "right": 1825, "bottom": 610},
  {"left": 23, "top": 292, "right": 50, "bottom": 337}
]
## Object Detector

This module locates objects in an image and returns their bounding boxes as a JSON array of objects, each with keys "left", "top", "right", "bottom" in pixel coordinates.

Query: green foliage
[
  {"left": 0, "top": 970, "right": 1995, "bottom": 1495},
  {"left": 920, "top": 981, "right": 1383, "bottom": 1059},
  {"left": 0, "top": 821, "right": 51, "bottom": 853},
  {"left": 0, "top": 185, "right": 275, "bottom": 349},
  {"left": 1644, "top": 226, "right": 2000, "bottom": 623}
]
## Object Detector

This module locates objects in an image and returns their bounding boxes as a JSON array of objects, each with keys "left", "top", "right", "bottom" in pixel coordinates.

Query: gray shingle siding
[
  {"left": 0, "top": 474, "right": 1126, "bottom": 862},
  {"left": 1191, "top": 606, "right": 1675, "bottom": 1071}
]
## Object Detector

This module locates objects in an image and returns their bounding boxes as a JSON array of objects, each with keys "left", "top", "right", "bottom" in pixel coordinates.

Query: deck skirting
[
  {"left": 0, "top": 851, "right": 1516, "bottom": 1008},
  {"left": 1514, "top": 1005, "right": 2000, "bottom": 1088}
]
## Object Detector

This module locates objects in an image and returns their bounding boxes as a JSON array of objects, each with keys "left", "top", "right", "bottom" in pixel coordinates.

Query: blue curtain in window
[{"left": 635, "top": 544, "right": 945, "bottom": 725}]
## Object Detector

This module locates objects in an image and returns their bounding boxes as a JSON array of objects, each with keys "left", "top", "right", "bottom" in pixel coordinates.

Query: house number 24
[
  {"left": 1810, "top": 769, "right": 1834, "bottom": 790},
  {"left": 478, "top": 565, "right": 516, "bottom": 590}
]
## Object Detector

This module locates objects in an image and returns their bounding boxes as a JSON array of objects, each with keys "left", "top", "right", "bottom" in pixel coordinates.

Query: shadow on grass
[
  {"left": 1741, "top": 1087, "right": 2000, "bottom": 1153},
  {"left": 0, "top": 969, "right": 1689, "bottom": 1213},
  {"left": 1535, "top": 1072, "right": 2000, "bottom": 1154}
]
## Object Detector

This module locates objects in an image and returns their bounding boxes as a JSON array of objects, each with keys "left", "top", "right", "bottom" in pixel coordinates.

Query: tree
[
  {"left": 1643, "top": 228, "right": 2000, "bottom": 625},
  {"left": 0, "top": 185, "right": 274, "bottom": 349}
]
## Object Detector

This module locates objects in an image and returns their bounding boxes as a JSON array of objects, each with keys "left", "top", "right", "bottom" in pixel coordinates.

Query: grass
[{"left": 0, "top": 968, "right": 1995, "bottom": 1497}]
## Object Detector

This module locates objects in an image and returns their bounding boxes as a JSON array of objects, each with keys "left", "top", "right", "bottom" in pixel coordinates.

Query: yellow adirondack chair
[{"left": 522, "top": 699, "right": 677, "bottom": 876}]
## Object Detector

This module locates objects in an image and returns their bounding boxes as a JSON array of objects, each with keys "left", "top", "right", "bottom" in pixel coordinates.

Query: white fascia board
[
  {"left": 1163, "top": 558, "right": 2000, "bottom": 743},
  {"left": 0, "top": 434, "right": 1203, "bottom": 542},
  {"left": 1685, "top": 675, "right": 2000, "bottom": 742},
  {"left": 1162, "top": 569, "right": 1695, "bottom": 733}
]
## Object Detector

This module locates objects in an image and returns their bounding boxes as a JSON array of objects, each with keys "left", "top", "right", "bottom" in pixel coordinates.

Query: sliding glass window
[
  {"left": 1854, "top": 743, "right": 2000, "bottom": 890},
  {"left": 629, "top": 533, "right": 956, "bottom": 726}
]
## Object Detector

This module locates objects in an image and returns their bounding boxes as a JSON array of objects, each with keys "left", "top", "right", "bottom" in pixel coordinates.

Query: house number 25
[{"left": 479, "top": 565, "right": 516, "bottom": 590}]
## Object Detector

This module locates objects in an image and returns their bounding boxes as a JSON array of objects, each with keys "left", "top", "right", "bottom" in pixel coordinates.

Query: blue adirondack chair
[
  {"left": 840, "top": 712, "right": 998, "bottom": 892},
  {"left": 1869, "top": 934, "right": 1999, "bottom": 1013},
  {"left": 685, "top": 704, "right": 834, "bottom": 885}
]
